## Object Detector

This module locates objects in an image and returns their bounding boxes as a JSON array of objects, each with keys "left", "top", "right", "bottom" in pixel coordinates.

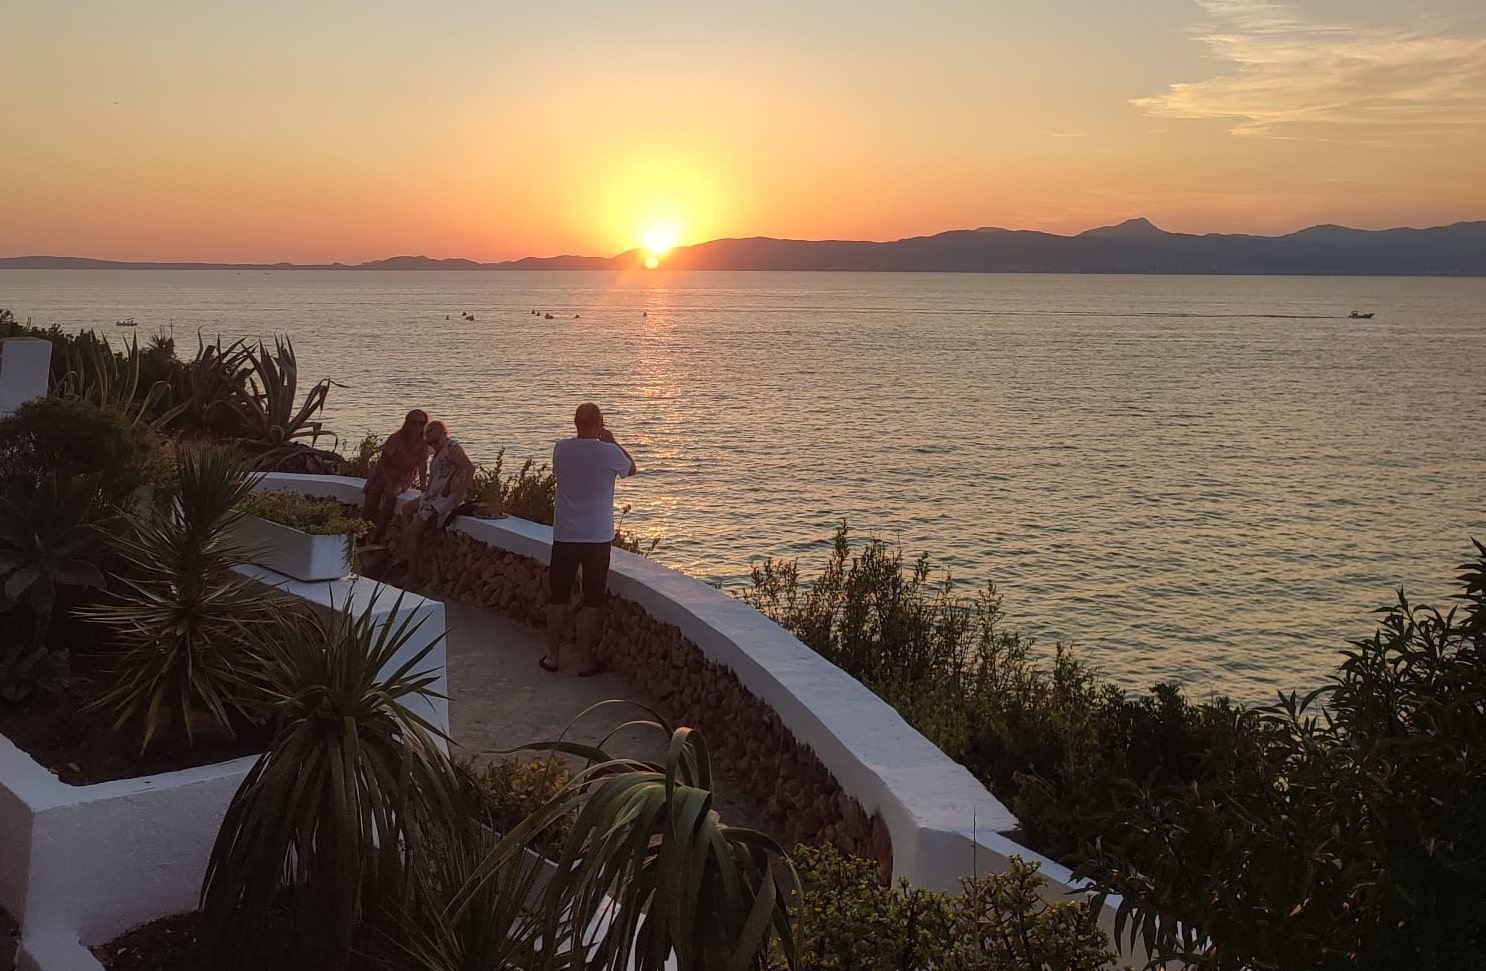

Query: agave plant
[
  {"left": 209, "top": 336, "right": 335, "bottom": 451},
  {"left": 453, "top": 707, "right": 800, "bottom": 971},
  {"left": 200, "top": 590, "right": 456, "bottom": 971},
  {"left": 0, "top": 472, "right": 108, "bottom": 650},
  {"left": 55, "top": 329, "right": 181, "bottom": 429},
  {"left": 86, "top": 445, "right": 267, "bottom": 749}
]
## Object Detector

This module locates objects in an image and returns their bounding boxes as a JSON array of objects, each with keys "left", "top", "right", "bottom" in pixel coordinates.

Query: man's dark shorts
[{"left": 549, "top": 541, "right": 611, "bottom": 608}]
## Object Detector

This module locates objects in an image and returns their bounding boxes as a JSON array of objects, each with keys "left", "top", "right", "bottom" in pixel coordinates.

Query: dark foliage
[
  {"left": 1078, "top": 540, "right": 1486, "bottom": 969},
  {"left": 0, "top": 396, "right": 163, "bottom": 508}
]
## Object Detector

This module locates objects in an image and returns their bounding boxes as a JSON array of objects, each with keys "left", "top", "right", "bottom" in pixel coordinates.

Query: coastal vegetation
[
  {"left": 6, "top": 310, "right": 1480, "bottom": 967},
  {"left": 744, "top": 526, "right": 1486, "bottom": 969}
]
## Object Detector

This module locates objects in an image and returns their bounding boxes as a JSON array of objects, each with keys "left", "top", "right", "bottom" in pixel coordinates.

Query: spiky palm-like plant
[
  {"left": 86, "top": 445, "right": 266, "bottom": 749},
  {"left": 456, "top": 707, "right": 800, "bottom": 971},
  {"left": 200, "top": 591, "right": 455, "bottom": 971}
]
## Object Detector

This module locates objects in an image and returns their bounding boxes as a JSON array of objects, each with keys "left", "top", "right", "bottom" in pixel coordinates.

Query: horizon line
[{"left": 5, "top": 215, "right": 1486, "bottom": 268}]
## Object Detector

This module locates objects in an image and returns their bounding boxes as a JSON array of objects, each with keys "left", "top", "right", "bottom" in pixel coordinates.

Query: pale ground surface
[{"left": 441, "top": 600, "right": 772, "bottom": 836}]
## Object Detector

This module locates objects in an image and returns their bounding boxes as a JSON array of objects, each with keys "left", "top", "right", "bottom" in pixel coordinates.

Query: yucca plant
[
  {"left": 200, "top": 591, "right": 456, "bottom": 971},
  {"left": 457, "top": 707, "right": 800, "bottom": 971},
  {"left": 86, "top": 445, "right": 267, "bottom": 749},
  {"left": 377, "top": 767, "right": 551, "bottom": 971}
]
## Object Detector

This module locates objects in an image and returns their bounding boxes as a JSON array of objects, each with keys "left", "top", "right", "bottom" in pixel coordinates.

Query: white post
[{"left": 0, "top": 337, "right": 52, "bottom": 417}]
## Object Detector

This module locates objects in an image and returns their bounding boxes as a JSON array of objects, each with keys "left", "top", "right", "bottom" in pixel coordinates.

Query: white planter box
[
  {"left": 234, "top": 514, "right": 354, "bottom": 582},
  {"left": 0, "top": 574, "right": 448, "bottom": 971}
]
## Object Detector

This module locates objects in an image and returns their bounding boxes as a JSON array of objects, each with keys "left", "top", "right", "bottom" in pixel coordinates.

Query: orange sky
[{"left": 5, "top": 1, "right": 1485, "bottom": 263}]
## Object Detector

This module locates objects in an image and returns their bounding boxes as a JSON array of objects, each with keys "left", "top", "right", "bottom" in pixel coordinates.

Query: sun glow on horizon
[
  {"left": 640, "top": 221, "right": 682, "bottom": 269},
  {"left": 642, "top": 223, "right": 681, "bottom": 255}
]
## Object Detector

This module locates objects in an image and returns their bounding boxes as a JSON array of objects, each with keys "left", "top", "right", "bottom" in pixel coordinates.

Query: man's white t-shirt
[{"left": 552, "top": 438, "right": 633, "bottom": 543}]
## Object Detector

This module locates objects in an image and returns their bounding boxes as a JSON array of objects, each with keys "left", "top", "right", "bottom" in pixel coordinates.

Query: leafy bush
[
  {"left": 779, "top": 844, "right": 1115, "bottom": 970},
  {"left": 239, "top": 490, "right": 369, "bottom": 538},
  {"left": 0, "top": 474, "right": 109, "bottom": 699},
  {"left": 470, "top": 449, "right": 556, "bottom": 524},
  {"left": 0, "top": 610, "right": 57, "bottom": 704},
  {"left": 742, "top": 524, "right": 1213, "bottom": 856},
  {"left": 342, "top": 433, "right": 382, "bottom": 478},
  {"left": 0, "top": 396, "right": 163, "bottom": 509},
  {"left": 461, "top": 754, "right": 573, "bottom": 854},
  {"left": 1077, "top": 541, "right": 1486, "bottom": 970}
]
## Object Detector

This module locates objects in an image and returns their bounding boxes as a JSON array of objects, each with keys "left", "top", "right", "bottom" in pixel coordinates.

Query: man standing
[{"left": 541, "top": 402, "right": 638, "bottom": 676}]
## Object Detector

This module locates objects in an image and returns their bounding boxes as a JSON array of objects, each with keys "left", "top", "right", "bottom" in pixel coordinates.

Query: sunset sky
[{"left": 6, "top": 0, "right": 1485, "bottom": 263}]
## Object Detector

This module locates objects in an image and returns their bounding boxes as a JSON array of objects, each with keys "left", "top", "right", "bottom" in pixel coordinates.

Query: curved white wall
[{"left": 258, "top": 474, "right": 1094, "bottom": 899}]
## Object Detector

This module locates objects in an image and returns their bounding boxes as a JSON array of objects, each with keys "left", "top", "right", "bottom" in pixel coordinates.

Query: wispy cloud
[{"left": 1135, "top": 0, "right": 1486, "bottom": 141}]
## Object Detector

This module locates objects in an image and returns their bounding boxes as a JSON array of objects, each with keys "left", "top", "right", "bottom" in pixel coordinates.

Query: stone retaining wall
[{"left": 384, "top": 524, "right": 894, "bottom": 867}]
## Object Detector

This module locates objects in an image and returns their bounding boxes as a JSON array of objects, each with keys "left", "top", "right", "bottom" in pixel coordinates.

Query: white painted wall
[
  {"left": 233, "top": 565, "right": 450, "bottom": 743},
  {"left": 0, "top": 734, "right": 254, "bottom": 971},
  {"left": 232, "top": 514, "right": 354, "bottom": 582},
  {"left": 252, "top": 475, "right": 1084, "bottom": 893}
]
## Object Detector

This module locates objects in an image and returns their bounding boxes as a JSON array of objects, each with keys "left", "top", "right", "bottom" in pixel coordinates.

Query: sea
[{"left": 3, "top": 269, "right": 1483, "bottom": 703}]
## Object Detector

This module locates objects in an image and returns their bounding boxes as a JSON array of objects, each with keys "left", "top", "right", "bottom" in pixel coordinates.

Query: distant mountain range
[{"left": 5, "top": 218, "right": 1484, "bottom": 275}]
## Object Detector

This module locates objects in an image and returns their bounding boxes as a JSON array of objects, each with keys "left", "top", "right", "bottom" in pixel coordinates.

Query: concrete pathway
[{"left": 440, "top": 600, "right": 771, "bottom": 836}]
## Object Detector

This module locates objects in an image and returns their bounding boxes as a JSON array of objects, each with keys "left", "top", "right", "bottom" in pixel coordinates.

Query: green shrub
[
  {"left": 0, "top": 396, "right": 162, "bottom": 508},
  {"left": 742, "top": 524, "right": 1212, "bottom": 858},
  {"left": 780, "top": 844, "right": 1115, "bottom": 970},
  {"left": 342, "top": 433, "right": 382, "bottom": 478},
  {"left": 461, "top": 754, "right": 573, "bottom": 855},
  {"left": 471, "top": 449, "right": 556, "bottom": 524},
  {"left": 1077, "top": 541, "right": 1486, "bottom": 970},
  {"left": 0, "top": 474, "right": 108, "bottom": 669},
  {"left": 239, "top": 490, "right": 369, "bottom": 538}
]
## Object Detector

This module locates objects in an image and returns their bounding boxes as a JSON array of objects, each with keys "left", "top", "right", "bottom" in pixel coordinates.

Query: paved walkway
[{"left": 440, "top": 600, "right": 771, "bottom": 836}]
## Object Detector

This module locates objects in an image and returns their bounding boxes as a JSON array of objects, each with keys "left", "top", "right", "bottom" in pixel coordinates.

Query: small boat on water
[
  {"left": 115, "top": 317, "right": 137, "bottom": 327},
  {"left": 1348, "top": 310, "right": 1374, "bottom": 319}
]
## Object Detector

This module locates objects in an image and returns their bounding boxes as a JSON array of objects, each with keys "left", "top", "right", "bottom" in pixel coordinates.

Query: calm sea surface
[{"left": 4, "top": 269, "right": 1483, "bottom": 702}]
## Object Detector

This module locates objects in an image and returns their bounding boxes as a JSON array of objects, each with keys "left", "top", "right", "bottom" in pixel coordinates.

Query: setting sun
[
  {"left": 641, "top": 223, "right": 681, "bottom": 269},
  {"left": 643, "top": 224, "right": 681, "bottom": 256}
]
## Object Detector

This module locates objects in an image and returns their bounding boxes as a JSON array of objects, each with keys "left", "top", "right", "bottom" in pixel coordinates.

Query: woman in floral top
[{"left": 361, "top": 409, "right": 431, "bottom": 542}]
